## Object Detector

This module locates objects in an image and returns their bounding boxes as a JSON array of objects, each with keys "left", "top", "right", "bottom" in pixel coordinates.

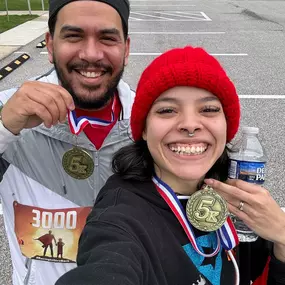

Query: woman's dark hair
[
  {"left": 112, "top": 139, "right": 229, "bottom": 183},
  {"left": 48, "top": 14, "right": 129, "bottom": 41},
  {"left": 112, "top": 140, "right": 154, "bottom": 181}
]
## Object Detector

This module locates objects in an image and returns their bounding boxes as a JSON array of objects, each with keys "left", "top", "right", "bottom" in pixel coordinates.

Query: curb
[
  {"left": 36, "top": 39, "right": 46, "bottom": 48},
  {"left": 0, "top": 12, "right": 48, "bottom": 60},
  {"left": 0, "top": 53, "right": 30, "bottom": 80}
]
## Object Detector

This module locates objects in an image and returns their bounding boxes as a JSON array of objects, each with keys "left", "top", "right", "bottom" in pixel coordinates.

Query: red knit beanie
[{"left": 131, "top": 46, "right": 240, "bottom": 142}]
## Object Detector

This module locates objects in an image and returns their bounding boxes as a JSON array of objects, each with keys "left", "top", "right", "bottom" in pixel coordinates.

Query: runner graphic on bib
[{"left": 13, "top": 201, "right": 92, "bottom": 263}]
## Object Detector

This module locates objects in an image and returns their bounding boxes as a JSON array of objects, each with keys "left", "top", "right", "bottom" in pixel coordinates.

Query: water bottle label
[{"left": 228, "top": 160, "right": 266, "bottom": 184}]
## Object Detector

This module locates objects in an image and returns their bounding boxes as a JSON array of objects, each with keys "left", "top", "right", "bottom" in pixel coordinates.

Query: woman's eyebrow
[
  {"left": 197, "top": 96, "right": 220, "bottom": 103},
  {"left": 153, "top": 95, "right": 219, "bottom": 105},
  {"left": 153, "top": 97, "right": 179, "bottom": 105}
]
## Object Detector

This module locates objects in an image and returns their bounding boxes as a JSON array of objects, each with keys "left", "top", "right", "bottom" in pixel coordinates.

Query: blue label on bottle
[{"left": 228, "top": 160, "right": 266, "bottom": 184}]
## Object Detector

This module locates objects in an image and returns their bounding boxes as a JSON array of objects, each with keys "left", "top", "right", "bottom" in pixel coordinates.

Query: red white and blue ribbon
[
  {"left": 152, "top": 175, "right": 239, "bottom": 257},
  {"left": 68, "top": 97, "right": 116, "bottom": 135}
]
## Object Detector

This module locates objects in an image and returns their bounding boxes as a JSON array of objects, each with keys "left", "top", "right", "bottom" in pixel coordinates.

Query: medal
[
  {"left": 186, "top": 185, "right": 228, "bottom": 232},
  {"left": 152, "top": 176, "right": 240, "bottom": 284},
  {"left": 62, "top": 147, "right": 94, "bottom": 179},
  {"left": 63, "top": 96, "right": 117, "bottom": 179},
  {"left": 152, "top": 175, "right": 238, "bottom": 257}
]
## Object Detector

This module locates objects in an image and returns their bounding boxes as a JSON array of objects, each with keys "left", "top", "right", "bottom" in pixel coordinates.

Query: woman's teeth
[{"left": 169, "top": 145, "right": 207, "bottom": 155}]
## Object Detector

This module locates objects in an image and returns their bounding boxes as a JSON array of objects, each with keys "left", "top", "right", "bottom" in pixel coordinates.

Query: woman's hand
[{"left": 204, "top": 178, "right": 285, "bottom": 249}]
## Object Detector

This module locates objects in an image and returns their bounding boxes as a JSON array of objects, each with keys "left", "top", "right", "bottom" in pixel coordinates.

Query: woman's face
[{"left": 143, "top": 86, "right": 227, "bottom": 189}]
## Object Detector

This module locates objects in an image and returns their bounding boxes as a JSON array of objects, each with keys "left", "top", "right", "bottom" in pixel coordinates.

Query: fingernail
[
  {"left": 205, "top": 179, "right": 214, "bottom": 185},
  {"left": 69, "top": 104, "right": 75, "bottom": 110}
]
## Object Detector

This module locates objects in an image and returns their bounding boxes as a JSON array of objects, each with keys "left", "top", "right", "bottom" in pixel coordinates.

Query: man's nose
[{"left": 78, "top": 39, "right": 104, "bottom": 62}]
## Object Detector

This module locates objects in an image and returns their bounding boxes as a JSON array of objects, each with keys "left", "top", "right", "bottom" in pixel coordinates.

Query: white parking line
[
  {"left": 211, "top": 53, "right": 248, "bottom": 56},
  {"left": 155, "top": 12, "right": 207, "bottom": 20},
  {"left": 40, "top": 52, "right": 248, "bottom": 56},
  {"left": 14, "top": 51, "right": 30, "bottom": 54},
  {"left": 131, "top": 0, "right": 192, "bottom": 1},
  {"left": 128, "top": 53, "right": 248, "bottom": 56},
  {"left": 131, "top": 5, "right": 196, "bottom": 7},
  {"left": 131, "top": 0, "right": 193, "bottom": 1},
  {"left": 129, "top": 11, "right": 211, "bottom": 21},
  {"left": 175, "top": 11, "right": 211, "bottom": 20},
  {"left": 129, "top": 16, "right": 144, "bottom": 21},
  {"left": 131, "top": 0, "right": 194, "bottom": 1},
  {"left": 129, "top": 32, "right": 226, "bottom": 35},
  {"left": 200, "top": 12, "right": 212, "bottom": 21},
  {"left": 130, "top": 19, "right": 212, "bottom": 21},
  {"left": 239, "top": 95, "right": 285, "bottom": 99},
  {"left": 131, "top": 12, "right": 175, "bottom": 20}
]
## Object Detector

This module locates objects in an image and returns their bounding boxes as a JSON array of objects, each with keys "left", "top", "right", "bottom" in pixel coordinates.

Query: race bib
[{"left": 14, "top": 201, "right": 92, "bottom": 263}]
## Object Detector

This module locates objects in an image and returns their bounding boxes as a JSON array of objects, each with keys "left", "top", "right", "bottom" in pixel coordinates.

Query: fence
[{"left": 4, "top": 0, "right": 46, "bottom": 16}]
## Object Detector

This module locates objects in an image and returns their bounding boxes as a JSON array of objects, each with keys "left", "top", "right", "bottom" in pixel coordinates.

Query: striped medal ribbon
[
  {"left": 67, "top": 96, "right": 116, "bottom": 135},
  {"left": 62, "top": 97, "right": 116, "bottom": 179},
  {"left": 152, "top": 175, "right": 239, "bottom": 257}
]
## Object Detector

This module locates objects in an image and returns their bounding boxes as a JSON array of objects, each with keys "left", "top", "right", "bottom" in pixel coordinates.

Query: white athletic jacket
[{"left": 0, "top": 70, "right": 135, "bottom": 285}]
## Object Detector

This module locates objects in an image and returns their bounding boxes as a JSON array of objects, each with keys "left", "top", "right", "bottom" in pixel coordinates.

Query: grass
[
  {"left": 0, "top": 14, "right": 38, "bottom": 33},
  {"left": 0, "top": 0, "right": 49, "bottom": 11}
]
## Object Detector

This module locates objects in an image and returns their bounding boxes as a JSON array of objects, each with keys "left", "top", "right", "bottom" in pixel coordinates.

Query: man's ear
[
  {"left": 124, "top": 36, "right": 130, "bottom": 66},
  {"left": 45, "top": 32, "right": 54, "bottom": 64}
]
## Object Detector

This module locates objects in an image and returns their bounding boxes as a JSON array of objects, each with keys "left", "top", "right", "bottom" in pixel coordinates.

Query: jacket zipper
[
  {"left": 24, "top": 258, "right": 32, "bottom": 285},
  {"left": 94, "top": 151, "right": 99, "bottom": 202}
]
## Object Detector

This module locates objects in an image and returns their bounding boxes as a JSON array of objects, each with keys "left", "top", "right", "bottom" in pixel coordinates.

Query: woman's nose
[{"left": 177, "top": 113, "right": 202, "bottom": 136}]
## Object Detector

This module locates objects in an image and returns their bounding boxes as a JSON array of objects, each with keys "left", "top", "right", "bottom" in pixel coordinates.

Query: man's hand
[{"left": 1, "top": 81, "right": 75, "bottom": 135}]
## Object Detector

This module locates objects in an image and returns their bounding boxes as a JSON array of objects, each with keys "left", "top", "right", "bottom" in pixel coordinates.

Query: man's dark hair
[{"left": 112, "top": 140, "right": 229, "bottom": 185}]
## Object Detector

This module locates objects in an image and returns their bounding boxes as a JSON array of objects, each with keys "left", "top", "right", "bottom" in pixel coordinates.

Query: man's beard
[{"left": 53, "top": 57, "right": 124, "bottom": 110}]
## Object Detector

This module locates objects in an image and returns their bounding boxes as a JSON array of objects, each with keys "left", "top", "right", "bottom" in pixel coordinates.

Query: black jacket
[{"left": 56, "top": 175, "right": 285, "bottom": 285}]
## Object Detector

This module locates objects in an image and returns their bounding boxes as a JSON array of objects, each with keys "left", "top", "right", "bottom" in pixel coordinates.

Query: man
[
  {"left": 0, "top": 0, "right": 134, "bottom": 284},
  {"left": 35, "top": 230, "right": 57, "bottom": 258}
]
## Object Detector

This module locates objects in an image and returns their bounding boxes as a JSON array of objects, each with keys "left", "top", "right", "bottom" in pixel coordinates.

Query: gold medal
[
  {"left": 62, "top": 147, "right": 94, "bottom": 179},
  {"left": 186, "top": 185, "right": 228, "bottom": 232}
]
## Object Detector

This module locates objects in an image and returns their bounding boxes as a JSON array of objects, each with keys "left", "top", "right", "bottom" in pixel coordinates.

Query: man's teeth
[
  {"left": 169, "top": 145, "right": 207, "bottom": 155},
  {"left": 79, "top": 71, "right": 103, "bottom": 78}
]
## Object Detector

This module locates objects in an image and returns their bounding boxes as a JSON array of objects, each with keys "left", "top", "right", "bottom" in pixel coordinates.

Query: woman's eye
[
  {"left": 156, "top": 108, "right": 175, "bottom": 114},
  {"left": 202, "top": 106, "right": 221, "bottom": 113}
]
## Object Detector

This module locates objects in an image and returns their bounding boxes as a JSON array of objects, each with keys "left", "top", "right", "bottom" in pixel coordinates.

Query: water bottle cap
[{"left": 242, "top": 126, "right": 259, "bottom": 134}]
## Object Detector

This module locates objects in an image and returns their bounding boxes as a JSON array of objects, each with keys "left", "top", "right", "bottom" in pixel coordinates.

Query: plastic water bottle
[{"left": 228, "top": 126, "right": 267, "bottom": 242}]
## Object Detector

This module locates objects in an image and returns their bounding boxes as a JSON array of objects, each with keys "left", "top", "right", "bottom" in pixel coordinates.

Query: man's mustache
[{"left": 69, "top": 62, "right": 113, "bottom": 73}]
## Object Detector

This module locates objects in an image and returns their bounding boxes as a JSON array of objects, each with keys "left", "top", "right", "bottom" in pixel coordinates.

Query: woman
[{"left": 56, "top": 46, "right": 285, "bottom": 285}]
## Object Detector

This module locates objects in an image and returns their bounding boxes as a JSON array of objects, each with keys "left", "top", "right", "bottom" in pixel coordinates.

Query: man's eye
[
  {"left": 156, "top": 108, "right": 175, "bottom": 114},
  {"left": 102, "top": 37, "right": 117, "bottom": 41},
  {"left": 65, "top": 34, "right": 80, "bottom": 38}
]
